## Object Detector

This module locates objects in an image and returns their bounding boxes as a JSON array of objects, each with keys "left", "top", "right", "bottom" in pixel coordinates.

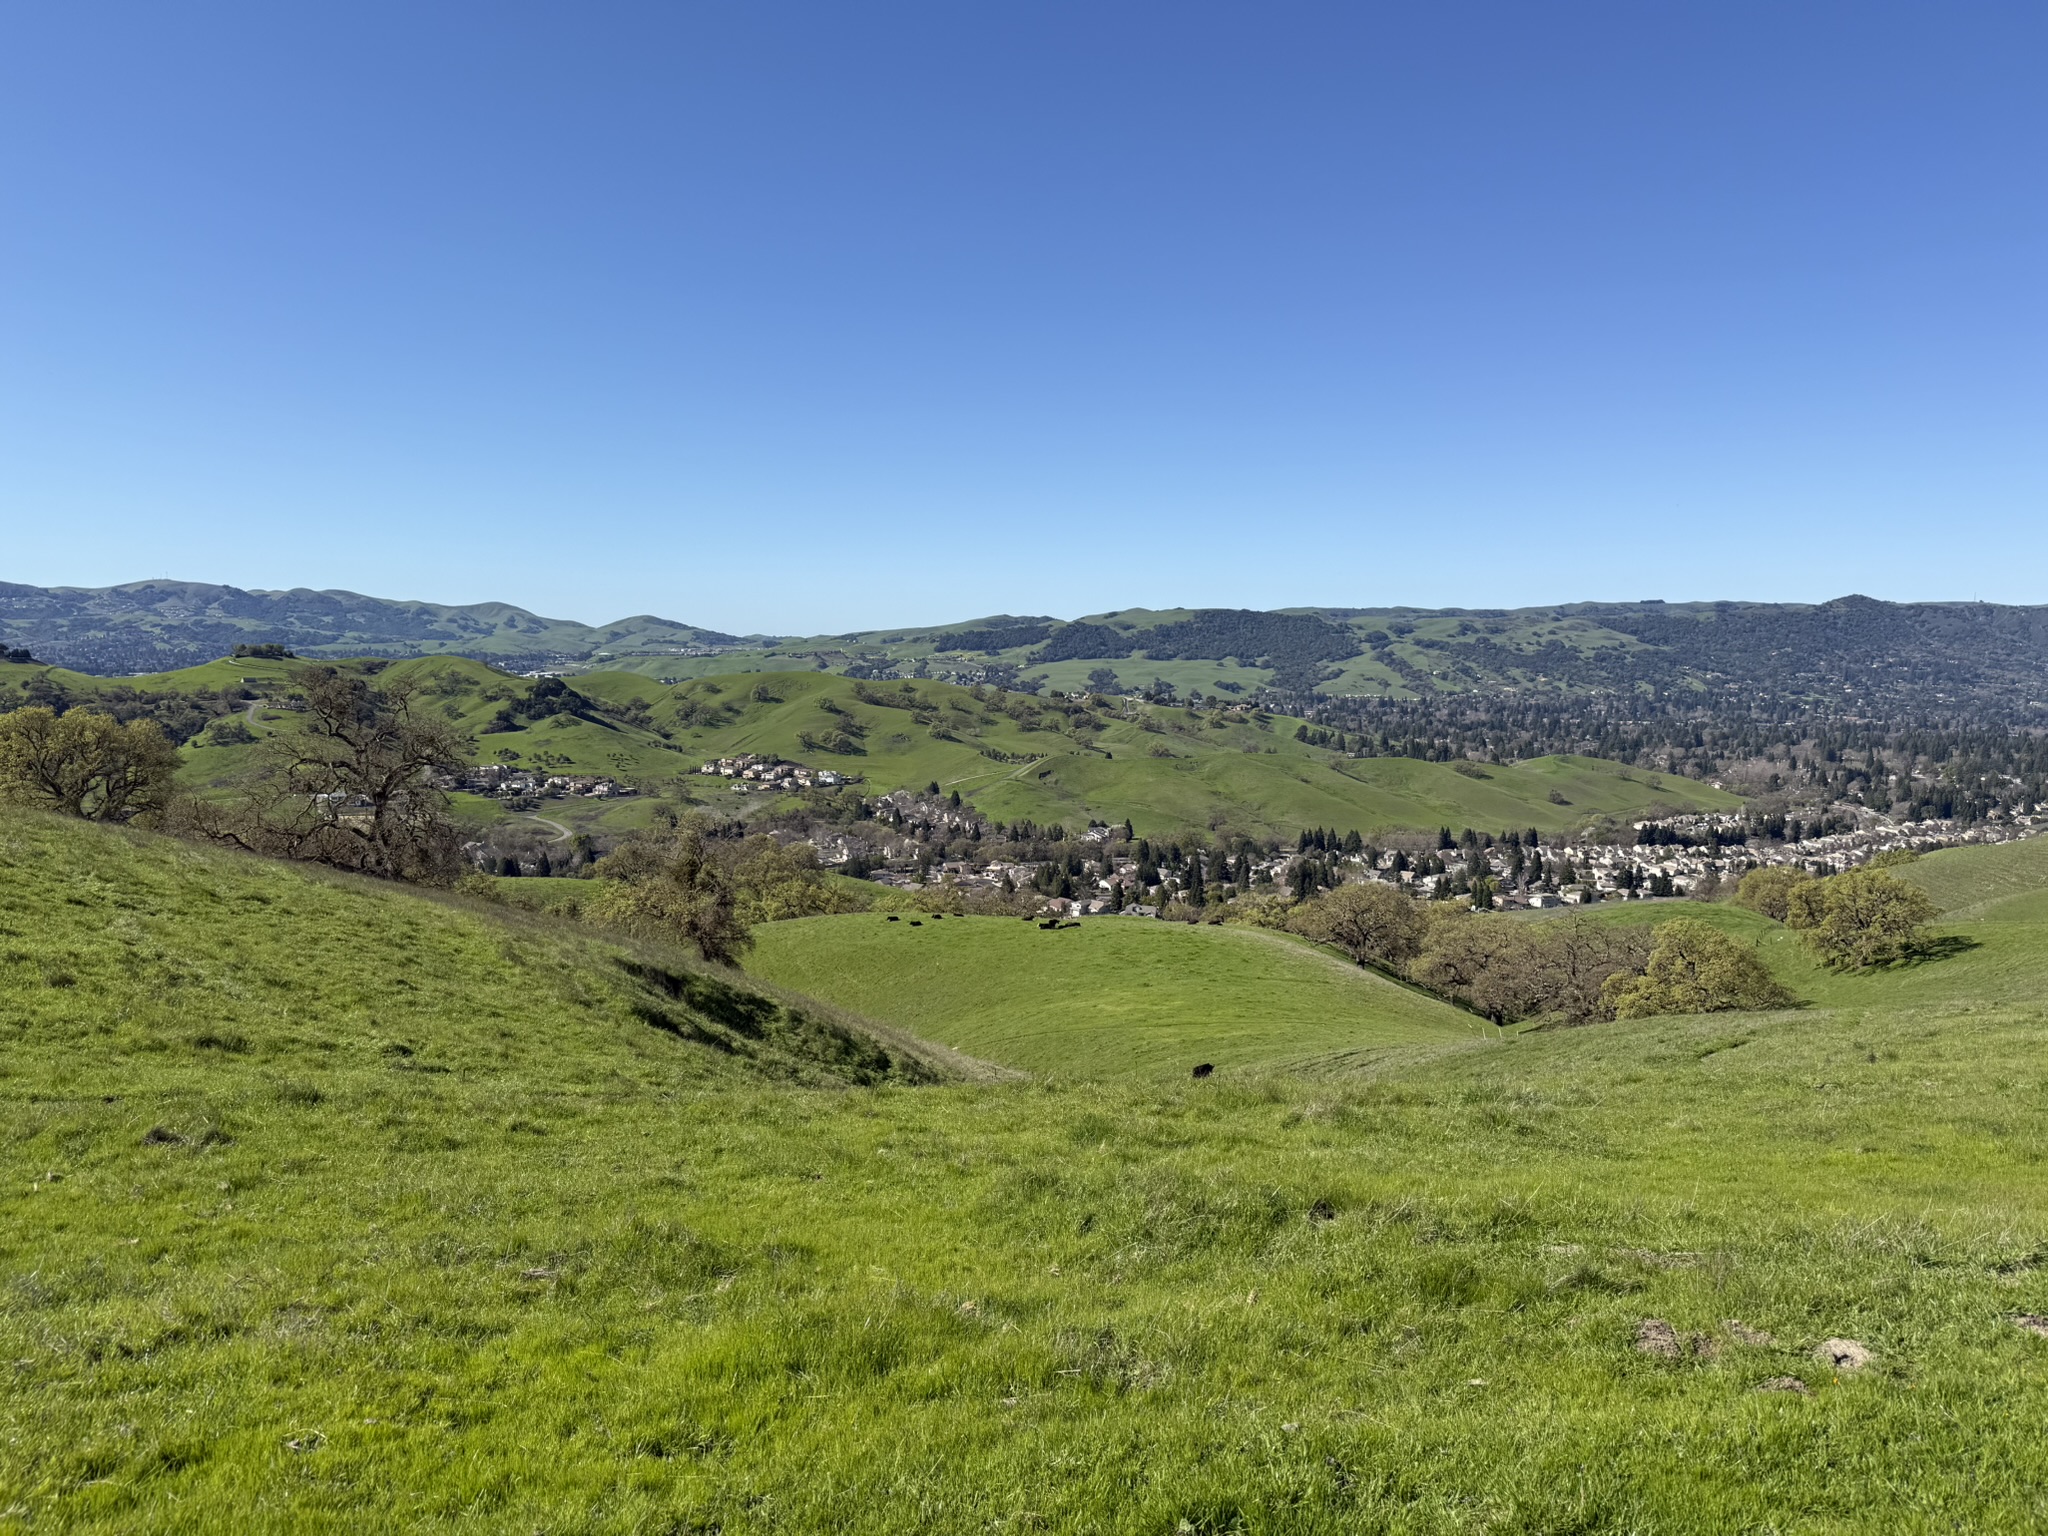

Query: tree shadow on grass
[{"left": 1890, "top": 934, "right": 1981, "bottom": 968}]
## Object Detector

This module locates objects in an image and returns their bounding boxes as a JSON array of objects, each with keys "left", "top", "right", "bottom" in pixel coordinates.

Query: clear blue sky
[{"left": 2, "top": 2, "right": 2043, "bottom": 634}]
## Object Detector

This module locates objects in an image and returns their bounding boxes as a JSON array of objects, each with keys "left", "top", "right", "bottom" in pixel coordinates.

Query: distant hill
[
  {"left": 9, "top": 580, "right": 2048, "bottom": 721},
  {"left": 0, "top": 653, "right": 1738, "bottom": 841},
  {"left": 0, "top": 579, "right": 747, "bottom": 675}
]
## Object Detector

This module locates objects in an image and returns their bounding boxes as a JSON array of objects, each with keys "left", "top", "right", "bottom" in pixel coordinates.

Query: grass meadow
[
  {"left": 747, "top": 915, "right": 1484, "bottom": 1075},
  {"left": 7, "top": 811, "right": 2048, "bottom": 1531}
]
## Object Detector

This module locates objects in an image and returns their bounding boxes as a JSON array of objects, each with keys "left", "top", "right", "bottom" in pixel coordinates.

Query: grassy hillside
[
  {"left": 0, "top": 808, "right": 967, "bottom": 1093},
  {"left": 5, "top": 656, "right": 1739, "bottom": 840},
  {"left": 1893, "top": 834, "right": 2048, "bottom": 917},
  {"left": 10, "top": 814, "right": 2048, "bottom": 1528},
  {"left": 18, "top": 584, "right": 2048, "bottom": 720},
  {"left": 595, "top": 669, "right": 1739, "bottom": 838},
  {"left": 461, "top": 596, "right": 2048, "bottom": 719},
  {"left": 746, "top": 915, "right": 1484, "bottom": 1074}
]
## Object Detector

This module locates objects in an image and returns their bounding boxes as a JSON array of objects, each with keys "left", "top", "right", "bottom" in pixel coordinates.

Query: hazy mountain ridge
[
  {"left": 0, "top": 580, "right": 744, "bottom": 674},
  {"left": 8, "top": 581, "right": 2048, "bottom": 721}
]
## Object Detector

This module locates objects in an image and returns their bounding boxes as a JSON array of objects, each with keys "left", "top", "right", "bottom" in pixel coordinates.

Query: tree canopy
[
  {"left": 1732, "top": 864, "right": 1816, "bottom": 922},
  {"left": 1603, "top": 919, "right": 1795, "bottom": 1018},
  {"left": 0, "top": 706, "right": 179, "bottom": 823},
  {"left": 1786, "top": 868, "right": 1939, "bottom": 969}
]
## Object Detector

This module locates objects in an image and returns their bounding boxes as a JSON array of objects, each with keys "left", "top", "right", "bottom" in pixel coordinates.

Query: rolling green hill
[
  {"left": 1892, "top": 834, "right": 2048, "bottom": 917},
  {"left": 600, "top": 670, "right": 1739, "bottom": 837},
  {"left": 3, "top": 655, "right": 1741, "bottom": 840},
  {"left": 11, "top": 814, "right": 2048, "bottom": 1528},
  {"left": 760, "top": 834, "right": 2048, "bottom": 1077},
  {"left": 0, "top": 807, "right": 965, "bottom": 1090},
  {"left": 746, "top": 914, "right": 1484, "bottom": 1075}
]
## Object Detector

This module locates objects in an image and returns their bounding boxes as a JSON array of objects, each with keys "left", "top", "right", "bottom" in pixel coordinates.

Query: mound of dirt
[
  {"left": 1635, "top": 1319, "right": 1683, "bottom": 1359},
  {"left": 1814, "top": 1338, "right": 1871, "bottom": 1371}
]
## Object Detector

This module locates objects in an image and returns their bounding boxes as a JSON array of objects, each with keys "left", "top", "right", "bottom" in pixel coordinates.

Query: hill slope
[
  {"left": 746, "top": 914, "right": 1484, "bottom": 1074},
  {"left": 616, "top": 596, "right": 2048, "bottom": 717},
  {"left": 3, "top": 655, "right": 1739, "bottom": 840},
  {"left": 0, "top": 807, "right": 965, "bottom": 1089},
  {"left": 612, "top": 671, "right": 1739, "bottom": 837},
  {"left": 7, "top": 817, "right": 2048, "bottom": 1528}
]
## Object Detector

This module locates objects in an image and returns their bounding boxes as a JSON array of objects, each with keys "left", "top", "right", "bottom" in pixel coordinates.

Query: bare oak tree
[{"left": 189, "top": 668, "right": 470, "bottom": 883}]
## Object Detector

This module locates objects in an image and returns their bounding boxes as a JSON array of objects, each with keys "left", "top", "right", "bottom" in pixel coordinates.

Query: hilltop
[{"left": 13, "top": 582, "right": 2048, "bottom": 720}]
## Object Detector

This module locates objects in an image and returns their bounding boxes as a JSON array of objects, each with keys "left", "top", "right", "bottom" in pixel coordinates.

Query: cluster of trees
[
  {"left": 1271, "top": 686, "right": 2048, "bottom": 833},
  {"left": 1246, "top": 598, "right": 2048, "bottom": 725},
  {"left": 1278, "top": 880, "right": 1793, "bottom": 1024},
  {"left": 0, "top": 667, "right": 477, "bottom": 887},
  {"left": 1032, "top": 609, "right": 1360, "bottom": 690},
  {"left": 0, "top": 670, "right": 247, "bottom": 746},
  {"left": 1269, "top": 849, "right": 1942, "bottom": 1026},
  {"left": 1734, "top": 864, "right": 1939, "bottom": 969},
  {"left": 482, "top": 675, "right": 602, "bottom": 734}
]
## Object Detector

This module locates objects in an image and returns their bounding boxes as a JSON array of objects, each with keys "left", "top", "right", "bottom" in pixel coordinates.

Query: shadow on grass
[{"left": 1890, "top": 934, "right": 1981, "bottom": 968}]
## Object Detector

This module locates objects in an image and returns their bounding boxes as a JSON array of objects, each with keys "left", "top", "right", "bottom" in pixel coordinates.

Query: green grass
[
  {"left": 746, "top": 914, "right": 1483, "bottom": 1075},
  {"left": 16, "top": 824, "right": 2048, "bottom": 1529},
  {"left": 0, "top": 809, "right": 967, "bottom": 1096},
  {"left": 1894, "top": 834, "right": 2048, "bottom": 917},
  {"left": 483, "top": 874, "right": 597, "bottom": 915}
]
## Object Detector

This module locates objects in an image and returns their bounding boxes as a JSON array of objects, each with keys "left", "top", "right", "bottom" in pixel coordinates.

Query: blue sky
[{"left": 1, "top": 2, "right": 2043, "bottom": 633}]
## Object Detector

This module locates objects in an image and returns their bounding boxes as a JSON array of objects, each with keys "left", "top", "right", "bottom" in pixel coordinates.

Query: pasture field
[
  {"left": 10, "top": 816, "right": 2048, "bottom": 1531},
  {"left": 1895, "top": 833, "right": 2048, "bottom": 916},
  {"left": 746, "top": 914, "right": 1483, "bottom": 1075}
]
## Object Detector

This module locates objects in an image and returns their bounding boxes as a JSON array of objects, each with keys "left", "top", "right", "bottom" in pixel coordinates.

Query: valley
[{"left": 7, "top": 618, "right": 2048, "bottom": 1532}]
